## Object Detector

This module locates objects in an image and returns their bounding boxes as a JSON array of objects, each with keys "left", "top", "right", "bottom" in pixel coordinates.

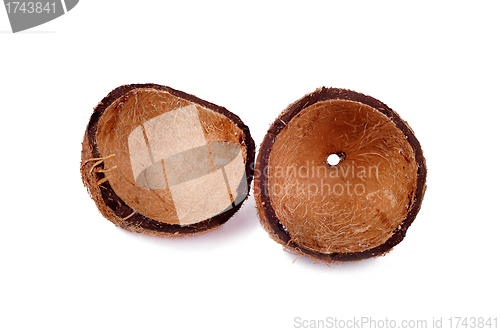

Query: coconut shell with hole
[
  {"left": 254, "top": 88, "right": 426, "bottom": 262},
  {"left": 81, "top": 84, "right": 255, "bottom": 236}
]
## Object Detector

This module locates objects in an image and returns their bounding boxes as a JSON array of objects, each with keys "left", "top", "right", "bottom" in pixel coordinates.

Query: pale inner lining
[
  {"left": 127, "top": 104, "right": 245, "bottom": 225},
  {"left": 97, "top": 89, "right": 247, "bottom": 226}
]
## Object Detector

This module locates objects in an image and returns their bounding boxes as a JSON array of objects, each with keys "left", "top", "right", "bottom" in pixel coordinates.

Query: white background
[{"left": 1, "top": 1, "right": 499, "bottom": 331}]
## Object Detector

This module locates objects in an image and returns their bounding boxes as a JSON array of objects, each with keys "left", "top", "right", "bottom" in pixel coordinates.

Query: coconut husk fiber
[
  {"left": 81, "top": 84, "right": 255, "bottom": 236},
  {"left": 254, "top": 88, "right": 426, "bottom": 263}
]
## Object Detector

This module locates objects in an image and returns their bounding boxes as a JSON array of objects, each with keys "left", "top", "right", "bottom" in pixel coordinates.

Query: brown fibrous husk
[
  {"left": 81, "top": 84, "right": 255, "bottom": 236},
  {"left": 254, "top": 87, "right": 427, "bottom": 263}
]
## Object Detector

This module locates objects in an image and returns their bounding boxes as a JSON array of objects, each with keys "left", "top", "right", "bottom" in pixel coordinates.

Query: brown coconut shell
[
  {"left": 81, "top": 84, "right": 255, "bottom": 236},
  {"left": 254, "top": 88, "right": 426, "bottom": 262}
]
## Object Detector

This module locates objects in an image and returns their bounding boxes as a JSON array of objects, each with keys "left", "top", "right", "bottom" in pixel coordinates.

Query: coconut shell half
[
  {"left": 81, "top": 84, "right": 255, "bottom": 236},
  {"left": 254, "top": 88, "right": 426, "bottom": 262}
]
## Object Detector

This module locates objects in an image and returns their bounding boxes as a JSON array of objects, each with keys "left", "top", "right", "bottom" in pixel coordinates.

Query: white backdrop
[{"left": 1, "top": 1, "right": 499, "bottom": 331}]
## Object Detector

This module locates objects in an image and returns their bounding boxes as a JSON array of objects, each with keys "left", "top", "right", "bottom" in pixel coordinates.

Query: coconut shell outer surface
[
  {"left": 81, "top": 84, "right": 255, "bottom": 236},
  {"left": 254, "top": 88, "right": 427, "bottom": 263}
]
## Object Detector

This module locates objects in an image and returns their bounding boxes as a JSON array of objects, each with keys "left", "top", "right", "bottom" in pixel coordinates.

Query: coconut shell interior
[
  {"left": 254, "top": 88, "right": 426, "bottom": 262},
  {"left": 81, "top": 84, "right": 255, "bottom": 236}
]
